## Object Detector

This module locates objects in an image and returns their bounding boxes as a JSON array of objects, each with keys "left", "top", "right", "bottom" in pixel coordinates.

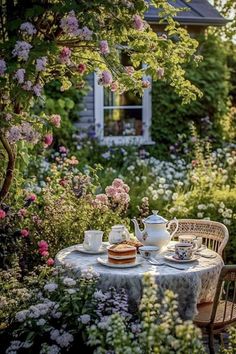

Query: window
[{"left": 94, "top": 61, "right": 152, "bottom": 145}]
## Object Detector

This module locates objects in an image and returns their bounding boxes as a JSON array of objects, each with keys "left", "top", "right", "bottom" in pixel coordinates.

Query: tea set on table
[{"left": 75, "top": 211, "right": 216, "bottom": 269}]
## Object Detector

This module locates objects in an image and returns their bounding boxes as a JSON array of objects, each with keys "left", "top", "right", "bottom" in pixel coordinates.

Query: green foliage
[{"left": 151, "top": 34, "right": 230, "bottom": 157}]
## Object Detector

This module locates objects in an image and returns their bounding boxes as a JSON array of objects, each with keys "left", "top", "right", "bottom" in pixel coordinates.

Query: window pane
[
  {"left": 104, "top": 108, "right": 142, "bottom": 136},
  {"left": 104, "top": 89, "right": 142, "bottom": 107}
]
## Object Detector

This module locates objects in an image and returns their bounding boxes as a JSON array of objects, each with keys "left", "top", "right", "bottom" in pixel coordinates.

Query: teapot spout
[{"left": 131, "top": 218, "right": 144, "bottom": 243}]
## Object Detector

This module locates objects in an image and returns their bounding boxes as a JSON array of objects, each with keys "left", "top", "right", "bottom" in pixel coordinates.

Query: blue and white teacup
[{"left": 174, "top": 242, "right": 195, "bottom": 260}]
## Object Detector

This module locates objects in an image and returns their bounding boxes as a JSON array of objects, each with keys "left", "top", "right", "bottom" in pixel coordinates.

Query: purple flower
[
  {"left": 77, "top": 26, "right": 93, "bottom": 40},
  {"left": 133, "top": 15, "right": 145, "bottom": 31},
  {"left": 20, "top": 22, "right": 36, "bottom": 35},
  {"left": 20, "top": 122, "right": 39, "bottom": 143},
  {"left": 100, "top": 40, "right": 110, "bottom": 55},
  {"left": 6, "top": 126, "right": 22, "bottom": 143},
  {"left": 0, "top": 59, "right": 6, "bottom": 76},
  {"left": 32, "top": 83, "right": 42, "bottom": 96},
  {"left": 60, "top": 11, "right": 79, "bottom": 36},
  {"left": 99, "top": 70, "right": 113, "bottom": 86},
  {"left": 13, "top": 68, "right": 25, "bottom": 84},
  {"left": 36, "top": 57, "right": 47, "bottom": 72},
  {"left": 12, "top": 41, "right": 32, "bottom": 61}
]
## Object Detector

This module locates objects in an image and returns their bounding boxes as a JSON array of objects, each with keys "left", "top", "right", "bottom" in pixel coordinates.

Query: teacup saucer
[
  {"left": 75, "top": 243, "right": 107, "bottom": 255},
  {"left": 164, "top": 254, "right": 200, "bottom": 263}
]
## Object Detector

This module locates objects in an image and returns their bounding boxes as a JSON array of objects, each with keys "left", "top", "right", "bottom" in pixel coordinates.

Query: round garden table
[{"left": 55, "top": 242, "right": 224, "bottom": 320}]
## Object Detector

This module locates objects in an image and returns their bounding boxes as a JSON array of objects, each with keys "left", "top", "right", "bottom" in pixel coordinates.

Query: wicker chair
[
  {"left": 194, "top": 265, "right": 236, "bottom": 354},
  {"left": 169, "top": 219, "right": 229, "bottom": 257}
]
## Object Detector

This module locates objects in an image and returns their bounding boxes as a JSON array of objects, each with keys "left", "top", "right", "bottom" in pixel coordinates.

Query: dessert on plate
[
  {"left": 120, "top": 239, "right": 143, "bottom": 251},
  {"left": 107, "top": 244, "right": 137, "bottom": 264}
]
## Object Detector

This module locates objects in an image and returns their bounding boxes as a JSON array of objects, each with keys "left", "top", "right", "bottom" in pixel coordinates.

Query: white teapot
[
  {"left": 131, "top": 210, "right": 178, "bottom": 249},
  {"left": 108, "top": 224, "right": 130, "bottom": 244}
]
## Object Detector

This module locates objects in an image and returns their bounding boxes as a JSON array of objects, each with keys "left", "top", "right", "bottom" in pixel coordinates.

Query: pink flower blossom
[
  {"left": 18, "top": 208, "right": 27, "bottom": 218},
  {"left": 112, "top": 178, "right": 124, "bottom": 189},
  {"left": 125, "top": 66, "right": 135, "bottom": 76},
  {"left": 99, "top": 70, "right": 113, "bottom": 86},
  {"left": 59, "top": 146, "right": 68, "bottom": 154},
  {"left": 114, "top": 192, "right": 130, "bottom": 204},
  {"left": 43, "top": 134, "right": 53, "bottom": 148},
  {"left": 0, "top": 59, "right": 6, "bottom": 76},
  {"left": 77, "top": 26, "right": 93, "bottom": 40},
  {"left": 6, "top": 126, "right": 22, "bottom": 143},
  {"left": 133, "top": 15, "right": 145, "bottom": 31},
  {"left": 123, "top": 183, "right": 130, "bottom": 193},
  {"left": 38, "top": 240, "right": 49, "bottom": 251},
  {"left": 12, "top": 41, "right": 32, "bottom": 61},
  {"left": 77, "top": 63, "right": 87, "bottom": 74},
  {"left": 36, "top": 57, "right": 47, "bottom": 72},
  {"left": 95, "top": 194, "right": 109, "bottom": 205},
  {"left": 14, "top": 68, "right": 26, "bottom": 84},
  {"left": 22, "top": 80, "right": 32, "bottom": 91},
  {"left": 100, "top": 40, "right": 110, "bottom": 55},
  {"left": 59, "top": 47, "right": 71, "bottom": 65},
  {"left": 41, "top": 250, "right": 49, "bottom": 257},
  {"left": 47, "top": 258, "right": 54, "bottom": 266},
  {"left": 26, "top": 193, "right": 37, "bottom": 202},
  {"left": 157, "top": 67, "right": 165, "bottom": 79},
  {"left": 60, "top": 11, "right": 79, "bottom": 36},
  {"left": 21, "top": 229, "right": 29, "bottom": 238},
  {"left": 105, "top": 186, "right": 117, "bottom": 197},
  {"left": 32, "top": 83, "right": 43, "bottom": 97},
  {"left": 50, "top": 114, "right": 61, "bottom": 128},
  {"left": 20, "top": 22, "right": 36, "bottom": 35},
  {"left": 0, "top": 209, "right": 6, "bottom": 219}
]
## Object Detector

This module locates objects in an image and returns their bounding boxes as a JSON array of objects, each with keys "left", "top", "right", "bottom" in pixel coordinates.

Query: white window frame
[{"left": 94, "top": 74, "right": 153, "bottom": 145}]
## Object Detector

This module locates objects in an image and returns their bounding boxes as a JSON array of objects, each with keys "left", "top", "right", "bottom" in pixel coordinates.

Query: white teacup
[
  {"left": 179, "top": 235, "right": 202, "bottom": 250},
  {"left": 83, "top": 230, "right": 103, "bottom": 252},
  {"left": 139, "top": 246, "right": 159, "bottom": 259},
  {"left": 175, "top": 242, "right": 195, "bottom": 260}
]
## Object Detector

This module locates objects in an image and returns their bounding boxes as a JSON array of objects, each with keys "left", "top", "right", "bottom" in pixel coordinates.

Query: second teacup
[
  {"left": 83, "top": 230, "right": 103, "bottom": 252},
  {"left": 175, "top": 242, "right": 195, "bottom": 260}
]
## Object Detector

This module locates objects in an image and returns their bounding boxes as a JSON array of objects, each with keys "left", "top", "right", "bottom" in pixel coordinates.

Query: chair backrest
[
  {"left": 169, "top": 219, "right": 229, "bottom": 256},
  {"left": 210, "top": 265, "right": 236, "bottom": 326}
]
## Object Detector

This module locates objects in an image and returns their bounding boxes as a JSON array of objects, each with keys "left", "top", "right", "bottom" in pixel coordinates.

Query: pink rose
[
  {"left": 47, "top": 258, "right": 54, "bottom": 266},
  {"left": 50, "top": 114, "right": 61, "bottom": 128},
  {"left": 133, "top": 15, "right": 145, "bottom": 31},
  {"left": 38, "top": 240, "right": 49, "bottom": 251},
  {"left": 41, "top": 250, "right": 49, "bottom": 257},
  {"left": 59, "top": 146, "right": 67, "bottom": 154},
  {"left": 43, "top": 134, "right": 53, "bottom": 148},
  {"left": 21, "top": 229, "right": 29, "bottom": 238},
  {"left": 0, "top": 209, "right": 6, "bottom": 219},
  {"left": 112, "top": 178, "right": 124, "bottom": 189},
  {"left": 77, "top": 63, "right": 86, "bottom": 74},
  {"left": 26, "top": 193, "right": 37, "bottom": 202},
  {"left": 100, "top": 70, "right": 112, "bottom": 86}
]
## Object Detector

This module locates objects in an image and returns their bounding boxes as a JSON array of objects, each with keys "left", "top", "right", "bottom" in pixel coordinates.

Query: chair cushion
[{"left": 194, "top": 301, "right": 236, "bottom": 329}]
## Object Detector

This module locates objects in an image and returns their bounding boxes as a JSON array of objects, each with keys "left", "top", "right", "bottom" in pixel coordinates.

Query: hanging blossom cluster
[
  {"left": 6, "top": 122, "right": 40, "bottom": 144},
  {"left": 60, "top": 10, "right": 93, "bottom": 40},
  {"left": 94, "top": 178, "right": 130, "bottom": 212}
]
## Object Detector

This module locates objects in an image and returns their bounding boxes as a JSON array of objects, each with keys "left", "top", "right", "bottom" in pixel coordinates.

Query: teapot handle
[{"left": 167, "top": 217, "right": 179, "bottom": 240}]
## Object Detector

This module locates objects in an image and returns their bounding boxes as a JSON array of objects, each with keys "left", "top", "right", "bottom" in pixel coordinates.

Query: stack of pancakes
[{"left": 107, "top": 244, "right": 137, "bottom": 265}]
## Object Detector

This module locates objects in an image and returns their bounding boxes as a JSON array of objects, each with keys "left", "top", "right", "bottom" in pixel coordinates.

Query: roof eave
[{"left": 145, "top": 17, "right": 229, "bottom": 27}]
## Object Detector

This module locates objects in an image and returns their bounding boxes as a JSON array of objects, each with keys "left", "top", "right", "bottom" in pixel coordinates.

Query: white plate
[
  {"left": 164, "top": 254, "right": 200, "bottom": 263},
  {"left": 75, "top": 244, "right": 107, "bottom": 255},
  {"left": 97, "top": 256, "right": 143, "bottom": 268}
]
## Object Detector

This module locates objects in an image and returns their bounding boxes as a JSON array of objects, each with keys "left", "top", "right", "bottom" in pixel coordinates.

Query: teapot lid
[{"left": 144, "top": 210, "right": 168, "bottom": 224}]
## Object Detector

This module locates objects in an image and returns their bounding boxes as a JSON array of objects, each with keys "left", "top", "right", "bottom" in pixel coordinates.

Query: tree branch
[{"left": 0, "top": 134, "right": 16, "bottom": 202}]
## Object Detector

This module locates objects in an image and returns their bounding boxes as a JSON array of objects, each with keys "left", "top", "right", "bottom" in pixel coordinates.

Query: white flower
[
  {"left": 63, "top": 277, "right": 76, "bottom": 286},
  {"left": 223, "top": 219, "right": 231, "bottom": 225},
  {"left": 197, "top": 212, "right": 203, "bottom": 218},
  {"left": 15, "top": 309, "right": 29, "bottom": 322},
  {"left": 172, "top": 193, "right": 178, "bottom": 201},
  {"left": 67, "top": 288, "right": 76, "bottom": 295},
  {"left": 79, "top": 314, "right": 91, "bottom": 324},
  {"left": 44, "top": 283, "right": 58, "bottom": 292}
]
